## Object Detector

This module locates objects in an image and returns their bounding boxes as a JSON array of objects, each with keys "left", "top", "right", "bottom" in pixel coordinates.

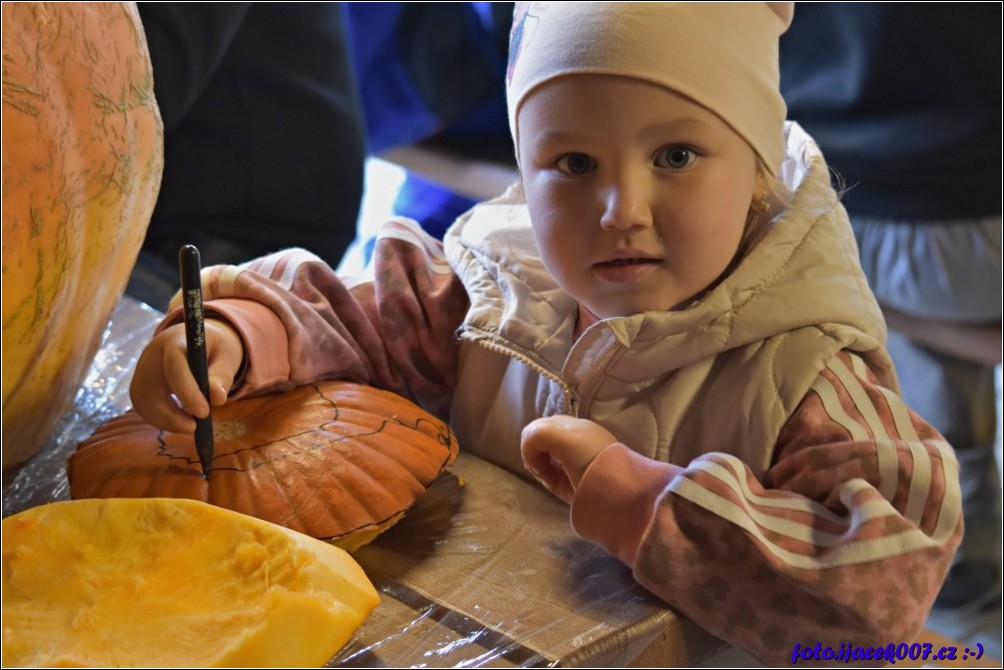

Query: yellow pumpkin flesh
[
  {"left": 1, "top": 2, "right": 164, "bottom": 468},
  {"left": 2, "top": 498, "right": 380, "bottom": 667}
]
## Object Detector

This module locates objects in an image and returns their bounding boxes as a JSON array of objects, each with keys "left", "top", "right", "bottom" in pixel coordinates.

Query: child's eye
[
  {"left": 655, "top": 146, "right": 696, "bottom": 169},
  {"left": 556, "top": 153, "right": 596, "bottom": 175}
]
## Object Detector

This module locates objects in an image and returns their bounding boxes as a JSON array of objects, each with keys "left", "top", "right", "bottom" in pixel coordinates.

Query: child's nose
[{"left": 599, "top": 178, "right": 654, "bottom": 231}]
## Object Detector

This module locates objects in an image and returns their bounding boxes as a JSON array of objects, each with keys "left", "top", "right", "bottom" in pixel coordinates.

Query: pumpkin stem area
[{"left": 213, "top": 420, "right": 247, "bottom": 442}]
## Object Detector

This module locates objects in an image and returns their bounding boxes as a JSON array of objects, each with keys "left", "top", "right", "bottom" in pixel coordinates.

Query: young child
[{"left": 131, "top": 3, "right": 962, "bottom": 665}]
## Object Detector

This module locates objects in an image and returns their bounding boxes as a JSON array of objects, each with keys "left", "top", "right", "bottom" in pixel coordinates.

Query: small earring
[{"left": 754, "top": 188, "right": 770, "bottom": 213}]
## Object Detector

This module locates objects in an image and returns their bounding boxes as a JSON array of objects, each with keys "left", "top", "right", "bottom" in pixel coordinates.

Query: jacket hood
[{"left": 444, "top": 122, "right": 887, "bottom": 380}]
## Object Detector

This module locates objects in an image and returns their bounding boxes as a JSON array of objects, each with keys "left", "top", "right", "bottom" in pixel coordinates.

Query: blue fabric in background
[
  {"left": 344, "top": 2, "right": 512, "bottom": 251},
  {"left": 343, "top": 4, "right": 440, "bottom": 154}
]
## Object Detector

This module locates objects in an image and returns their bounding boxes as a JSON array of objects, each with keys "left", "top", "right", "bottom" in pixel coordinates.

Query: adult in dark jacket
[
  {"left": 780, "top": 1, "right": 1002, "bottom": 613},
  {"left": 131, "top": 3, "right": 365, "bottom": 308}
]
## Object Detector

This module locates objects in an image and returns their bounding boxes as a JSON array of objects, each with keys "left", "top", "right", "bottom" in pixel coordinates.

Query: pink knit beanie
[{"left": 506, "top": 2, "right": 794, "bottom": 175}]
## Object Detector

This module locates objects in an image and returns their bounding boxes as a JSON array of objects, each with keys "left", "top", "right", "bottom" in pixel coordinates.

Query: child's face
[{"left": 517, "top": 75, "right": 761, "bottom": 318}]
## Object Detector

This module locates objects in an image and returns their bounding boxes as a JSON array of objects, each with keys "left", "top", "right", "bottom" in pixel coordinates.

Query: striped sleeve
[
  {"left": 600, "top": 351, "right": 962, "bottom": 666},
  {"left": 188, "top": 217, "right": 469, "bottom": 417}
]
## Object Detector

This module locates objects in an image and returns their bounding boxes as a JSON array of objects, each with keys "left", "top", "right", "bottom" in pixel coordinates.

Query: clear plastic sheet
[
  {"left": 3, "top": 297, "right": 161, "bottom": 517},
  {"left": 1, "top": 296, "right": 724, "bottom": 667},
  {"left": 330, "top": 455, "right": 725, "bottom": 667}
]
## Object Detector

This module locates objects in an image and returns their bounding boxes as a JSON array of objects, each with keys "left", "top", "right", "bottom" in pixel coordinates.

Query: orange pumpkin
[
  {"left": 69, "top": 382, "right": 459, "bottom": 551},
  {"left": 1, "top": 3, "right": 164, "bottom": 468}
]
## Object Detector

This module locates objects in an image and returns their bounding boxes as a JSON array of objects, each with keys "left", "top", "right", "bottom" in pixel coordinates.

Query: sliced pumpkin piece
[
  {"left": 68, "top": 381, "right": 459, "bottom": 551},
  {"left": 1, "top": 497, "right": 379, "bottom": 668}
]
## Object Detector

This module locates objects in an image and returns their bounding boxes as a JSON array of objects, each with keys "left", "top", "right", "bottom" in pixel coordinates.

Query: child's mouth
[
  {"left": 597, "top": 258, "right": 659, "bottom": 267},
  {"left": 593, "top": 257, "right": 661, "bottom": 281}
]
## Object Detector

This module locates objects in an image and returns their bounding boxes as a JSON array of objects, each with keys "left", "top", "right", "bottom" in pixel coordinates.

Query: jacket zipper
[{"left": 470, "top": 336, "right": 581, "bottom": 417}]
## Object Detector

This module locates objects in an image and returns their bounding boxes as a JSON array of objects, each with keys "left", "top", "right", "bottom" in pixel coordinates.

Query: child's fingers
[
  {"left": 521, "top": 422, "right": 576, "bottom": 503},
  {"left": 521, "top": 446, "right": 555, "bottom": 482},
  {"left": 207, "top": 379, "right": 231, "bottom": 407},
  {"left": 521, "top": 416, "right": 617, "bottom": 502},
  {"left": 129, "top": 319, "right": 245, "bottom": 431},
  {"left": 129, "top": 367, "right": 197, "bottom": 435},
  {"left": 204, "top": 320, "right": 244, "bottom": 406},
  {"left": 131, "top": 391, "right": 197, "bottom": 435},
  {"left": 524, "top": 449, "right": 574, "bottom": 502},
  {"left": 161, "top": 344, "right": 210, "bottom": 418}
]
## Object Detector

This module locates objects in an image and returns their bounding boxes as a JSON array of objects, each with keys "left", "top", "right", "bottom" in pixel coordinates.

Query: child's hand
[
  {"left": 520, "top": 416, "right": 618, "bottom": 504},
  {"left": 129, "top": 319, "right": 244, "bottom": 434}
]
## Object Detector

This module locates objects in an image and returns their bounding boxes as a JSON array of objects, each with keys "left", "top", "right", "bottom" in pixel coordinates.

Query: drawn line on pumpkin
[
  {"left": 150, "top": 383, "right": 457, "bottom": 475},
  {"left": 312, "top": 382, "right": 456, "bottom": 448},
  {"left": 153, "top": 418, "right": 457, "bottom": 477},
  {"left": 152, "top": 417, "right": 455, "bottom": 469},
  {"left": 319, "top": 510, "right": 409, "bottom": 543},
  {"left": 70, "top": 383, "right": 460, "bottom": 543}
]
